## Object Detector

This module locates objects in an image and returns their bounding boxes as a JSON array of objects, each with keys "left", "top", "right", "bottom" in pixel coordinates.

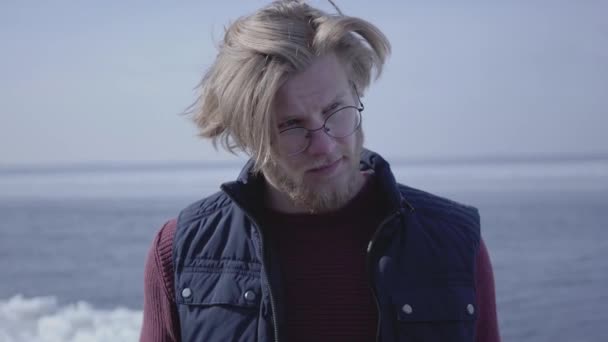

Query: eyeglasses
[{"left": 278, "top": 87, "right": 364, "bottom": 156}]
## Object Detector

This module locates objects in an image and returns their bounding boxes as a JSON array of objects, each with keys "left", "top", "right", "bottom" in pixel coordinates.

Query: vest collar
[{"left": 221, "top": 148, "right": 413, "bottom": 216}]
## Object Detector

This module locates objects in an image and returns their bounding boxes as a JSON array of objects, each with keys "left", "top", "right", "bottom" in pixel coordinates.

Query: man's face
[{"left": 263, "top": 54, "right": 365, "bottom": 213}]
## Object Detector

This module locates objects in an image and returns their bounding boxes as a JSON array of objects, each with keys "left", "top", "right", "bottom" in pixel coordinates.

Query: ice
[{"left": 0, "top": 295, "right": 142, "bottom": 342}]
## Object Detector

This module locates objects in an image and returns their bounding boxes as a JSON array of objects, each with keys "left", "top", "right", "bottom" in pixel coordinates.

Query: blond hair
[{"left": 189, "top": 0, "right": 390, "bottom": 171}]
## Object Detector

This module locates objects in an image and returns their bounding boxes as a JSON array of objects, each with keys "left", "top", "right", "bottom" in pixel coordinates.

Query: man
[{"left": 140, "top": 1, "right": 500, "bottom": 341}]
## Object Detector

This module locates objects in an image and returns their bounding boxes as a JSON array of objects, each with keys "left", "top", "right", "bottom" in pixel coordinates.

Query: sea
[{"left": 1, "top": 157, "right": 607, "bottom": 342}]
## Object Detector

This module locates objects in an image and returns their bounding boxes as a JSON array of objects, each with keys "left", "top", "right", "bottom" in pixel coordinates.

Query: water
[{"left": 1, "top": 159, "right": 607, "bottom": 341}]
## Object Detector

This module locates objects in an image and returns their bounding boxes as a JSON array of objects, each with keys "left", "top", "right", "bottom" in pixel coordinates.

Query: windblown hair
[{"left": 189, "top": 0, "right": 391, "bottom": 171}]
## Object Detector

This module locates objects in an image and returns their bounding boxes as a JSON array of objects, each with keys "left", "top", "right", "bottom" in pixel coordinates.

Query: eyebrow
[
  {"left": 278, "top": 91, "right": 348, "bottom": 122},
  {"left": 321, "top": 91, "right": 347, "bottom": 112}
]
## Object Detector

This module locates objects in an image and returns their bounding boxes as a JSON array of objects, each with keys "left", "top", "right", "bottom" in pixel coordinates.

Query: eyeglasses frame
[{"left": 278, "top": 83, "right": 365, "bottom": 156}]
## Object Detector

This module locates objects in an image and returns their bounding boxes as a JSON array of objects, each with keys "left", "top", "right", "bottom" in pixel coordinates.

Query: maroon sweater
[{"left": 140, "top": 182, "right": 500, "bottom": 341}]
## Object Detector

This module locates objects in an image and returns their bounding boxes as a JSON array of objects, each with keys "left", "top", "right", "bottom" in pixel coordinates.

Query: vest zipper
[
  {"left": 238, "top": 211, "right": 281, "bottom": 342},
  {"left": 366, "top": 210, "right": 402, "bottom": 342},
  {"left": 220, "top": 187, "right": 281, "bottom": 342},
  {"left": 253, "top": 221, "right": 281, "bottom": 342}
]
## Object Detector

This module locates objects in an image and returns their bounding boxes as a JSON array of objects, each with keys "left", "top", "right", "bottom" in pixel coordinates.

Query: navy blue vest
[{"left": 173, "top": 150, "right": 480, "bottom": 341}]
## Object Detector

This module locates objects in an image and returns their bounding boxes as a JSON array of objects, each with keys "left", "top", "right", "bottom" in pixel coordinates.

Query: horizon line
[{"left": 1, "top": 151, "right": 608, "bottom": 176}]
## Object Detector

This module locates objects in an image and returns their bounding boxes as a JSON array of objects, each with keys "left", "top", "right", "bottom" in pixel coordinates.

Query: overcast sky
[{"left": 1, "top": 0, "right": 606, "bottom": 165}]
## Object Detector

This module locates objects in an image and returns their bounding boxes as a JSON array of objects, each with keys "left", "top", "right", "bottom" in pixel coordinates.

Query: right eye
[{"left": 278, "top": 119, "right": 300, "bottom": 130}]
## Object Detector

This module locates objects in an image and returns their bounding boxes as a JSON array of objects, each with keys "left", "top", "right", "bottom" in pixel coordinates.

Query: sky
[{"left": 1, "top": 0, "right": 606, "bottom": 165}]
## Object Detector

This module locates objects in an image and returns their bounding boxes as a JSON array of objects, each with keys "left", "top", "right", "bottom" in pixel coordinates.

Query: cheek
[
  {"left": 276, "top": 156, "right": 305, "bottom": 176},
  {"left": 339, "top": 134, "right": 359, "bottom": 153},
  {"left": 354, "top": 130, "right": 364, "bottom": 149}
]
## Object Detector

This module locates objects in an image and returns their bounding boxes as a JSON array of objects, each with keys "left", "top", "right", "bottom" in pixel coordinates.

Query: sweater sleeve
[
  {"left": 140, "top": 219, "right": 180, "bottom": 342},
  {"left": 475, "top": 238, "right": 501, "bottom": 342}
]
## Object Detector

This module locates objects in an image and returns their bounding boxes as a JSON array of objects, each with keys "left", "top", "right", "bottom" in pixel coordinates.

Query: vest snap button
[
  {"left": 244, "top": 290, "right": 257, "bottom": 301},
  {"left": 467, "top": 304, "right": 475, "bottom": 315},
  {"left": 181, "top": 287, "right": 192, "bottom": 299},
  {"left": 402, "top": 304, "right": 413, "bottom": 314}
]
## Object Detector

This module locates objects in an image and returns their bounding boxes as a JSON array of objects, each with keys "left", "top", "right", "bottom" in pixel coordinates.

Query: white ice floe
[{"left": 0, "top": 295, "right": 142, "bottom": 342}]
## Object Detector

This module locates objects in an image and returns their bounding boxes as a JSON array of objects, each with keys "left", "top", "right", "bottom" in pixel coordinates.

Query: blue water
[{"left": 1, "top": 160, "right": 607, "bottom": 341}]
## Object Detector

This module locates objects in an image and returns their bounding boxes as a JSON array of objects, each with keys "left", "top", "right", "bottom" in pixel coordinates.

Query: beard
[{"left": 262, "top": 131, "right": 364, "bottom": 213}]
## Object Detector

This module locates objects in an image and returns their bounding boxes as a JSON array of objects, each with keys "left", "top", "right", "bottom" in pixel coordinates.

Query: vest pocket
[
  {"left": 176, "top": 260, "right": 262, "bottom": 341},
  {"left": 393, "top": 286, "right": 477, "bottom": 342}
]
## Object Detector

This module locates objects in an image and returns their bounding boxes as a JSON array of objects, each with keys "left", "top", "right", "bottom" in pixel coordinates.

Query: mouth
[{"left": 306, "top": 157, "right": 343, "bottom": 175}]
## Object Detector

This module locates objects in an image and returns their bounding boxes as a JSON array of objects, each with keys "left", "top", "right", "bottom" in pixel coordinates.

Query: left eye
[{"left": 325, "top": 103, "right": 341, "bottom": 114}]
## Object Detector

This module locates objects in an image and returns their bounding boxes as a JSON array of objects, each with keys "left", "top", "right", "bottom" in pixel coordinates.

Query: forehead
[{"left": 274, "top": 54, "right": 350, "bottom": 117}]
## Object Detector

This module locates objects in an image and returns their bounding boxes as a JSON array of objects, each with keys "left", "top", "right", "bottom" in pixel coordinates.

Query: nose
[{"left": 306, "top": 126, "right": 337, "bottom": 155}]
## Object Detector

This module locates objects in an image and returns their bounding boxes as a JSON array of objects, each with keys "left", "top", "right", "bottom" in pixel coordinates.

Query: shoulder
[
  {"left": 398, "top": 184, "right": 479, "bottom": 225},
  {"left": 156, "top": 218, "right": 178, "bottom": 246},
  {"left": 178, "top": 190, "right": 235, "bottom": 224},
  {"left": 144, "top": 190, "right": 242, "bottom": 296},
  {"left": 396, "top": 183, "right": 480, "bottom": 233},
  {"left": 172, "top": 188, "right": 256, "bottom": 257}
]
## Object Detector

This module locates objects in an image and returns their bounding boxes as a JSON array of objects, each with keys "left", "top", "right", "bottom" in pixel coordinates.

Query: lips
[{"left": 307, "top": 157, "right": 343, "bottom": 174}]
